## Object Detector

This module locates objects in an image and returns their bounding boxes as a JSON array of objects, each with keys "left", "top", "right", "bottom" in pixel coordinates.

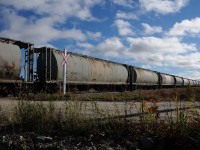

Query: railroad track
[{"left": 96, "top": 105, "right": 200, "bottom": 121}]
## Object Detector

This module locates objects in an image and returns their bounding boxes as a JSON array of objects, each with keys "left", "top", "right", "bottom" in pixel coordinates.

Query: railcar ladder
[{"left": 25, "top": 45, "right": 34, "bottom": 82}]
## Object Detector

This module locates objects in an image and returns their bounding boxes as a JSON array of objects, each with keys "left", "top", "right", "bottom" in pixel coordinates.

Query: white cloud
[
  {"left": 126, "top": 36, "right": 200, "bottom": 68},
  {"left": 142, "top": 23, "right": 162, "bottom": 35},
  {"left": 0, "top": 1, "right": 104, "bottom": 46},
  {"left": 114, "top": 19, "right": 134, "bottom": 36},
  {"left": 112, "top": 0, "right": 134, "bottom": 8},
  {"left": 127, "top": 37, "right": 196, "bottom": 54},
  {"left": 0, "top": 9, "right": 87, "bottom": 46},
  {"left": 140, "top": 64, "right": 153, "bottom": 70},
  {"left": 116, "top": 11, "right": 138, "bottom": 20},
  {"left": 83, "top": 37, "right": 125, "bottom": 57},
  {"left": 0, "top": 0, "right": 103, "bottom": 21},
  {"left": 139, "top": 0, "right": 189, "bottom": 15},
  {"left": 165, "top": 52, "right": 200, "bottom": 69},
  {"left": 77, "top": 43, "right": 94, "bottom": 49},
  {"left": 86, "top": 32, "right": 102, "bottom": 40},
  {"left": 167, "top": 17, "right": 200, "bottom": 37},
  {"left": 177, "top": 70, "right": 200, "bottom": 80}
]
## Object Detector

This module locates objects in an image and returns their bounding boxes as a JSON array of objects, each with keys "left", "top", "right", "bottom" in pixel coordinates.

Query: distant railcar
[
  {"left": 183, "top": 78, "right": 190, "bottom": 86},
  {"left": 174, "top": 76, "right": 183, "bottom": 86},
  {"left": 159, "top": 73, "right": 175, "bottom": 86},
  {"left": 133, "top": 67, "right": 158, "bottom": 85}
]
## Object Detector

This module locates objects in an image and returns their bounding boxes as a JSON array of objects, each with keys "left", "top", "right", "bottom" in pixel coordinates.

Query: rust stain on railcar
[
  {"left": 89, "top": 59, "right": 111, "bottom": 82},
  {"left": 102, "top": 61, "right": 110, "bottom": 67},
  {"left": 89, "top": 59, "right": 98, "bottom": 81},
  {"left": 0, "top": 56, "right": 15, "bottom": 77}
]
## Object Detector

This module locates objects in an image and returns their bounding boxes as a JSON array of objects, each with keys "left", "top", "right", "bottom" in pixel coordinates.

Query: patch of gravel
[{"left": 0, "top": 132, "right": 139, "bottom": 150}]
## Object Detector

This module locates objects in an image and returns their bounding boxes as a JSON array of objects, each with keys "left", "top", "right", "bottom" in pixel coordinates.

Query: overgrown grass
[
  {"left": 1, "top": 87, "right": 200, "bottom": 149},
  {"left": 0, "top": 105, "right": 8, "bottom": 124},
  {"left": 13, "top": 101, "right": 56, "bottom": 134},
  {"left": 16, "top": 87, "right": 200, "bottom": 102},
  {"left": 9, "top": 96, "right": 200, "bottom": 133}
]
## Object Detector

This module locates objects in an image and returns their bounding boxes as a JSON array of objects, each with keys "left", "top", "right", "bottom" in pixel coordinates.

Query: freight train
[{"left": 0, "top": 37, "right": 199, "bottom": 95}]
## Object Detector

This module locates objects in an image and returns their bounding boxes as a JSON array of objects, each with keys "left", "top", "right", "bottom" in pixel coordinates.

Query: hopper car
[{"left": 0, "top": 37, "right": 199, "bottom": 95}]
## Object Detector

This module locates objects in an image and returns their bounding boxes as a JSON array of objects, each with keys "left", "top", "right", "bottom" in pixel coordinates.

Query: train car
[
  {"left": 174, "top": 76, "right": 183, "bottom": 86},
  {"left": 194, "top": 80, "right": 198, "bottom": 87},
  {"left": 132, "top": 67, "right": 159, "bottom": 87},
  {"left": 36, "top": 47, "right": 128, "bottom": 91},
  {"left": 183, "top": 78, "right": 190, "bottom": 86},
  {"left": 0, "top": 42, "right": 22, "bottom": 82},
  {"left": 0, "top": 37, "right": 34, "bottom": 95},
  {"left": 189, "top": 79, "right": 194, "bottom": 86},
  {"left": 0, "top": 41, "right": 23, "bottom": 95},
  {"left": 159, "top": 73, "right": 175, "bottom": 87}
]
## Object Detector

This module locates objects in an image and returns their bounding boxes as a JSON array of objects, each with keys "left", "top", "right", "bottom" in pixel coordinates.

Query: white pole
[{"left": 63, "top": 49, "right": 67, "bottom": 95}]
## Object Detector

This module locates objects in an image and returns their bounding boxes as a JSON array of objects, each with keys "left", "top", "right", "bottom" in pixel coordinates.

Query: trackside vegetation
[{"left": 0, "top": 87, "right": 200, "bottom": 149}]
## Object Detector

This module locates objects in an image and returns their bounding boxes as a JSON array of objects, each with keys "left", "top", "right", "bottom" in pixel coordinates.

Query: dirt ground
[{"left": 1, "top": 97, "right": 200, "bottom": 121}]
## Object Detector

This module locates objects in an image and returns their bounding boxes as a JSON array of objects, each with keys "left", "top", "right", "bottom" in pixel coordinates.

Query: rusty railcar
[
  {"left": 0, "top": 42, "right": 22, "bottom": 82},
  {"left": 159, "top": 73, "right": 175, "bottom": 86},
  {"left": 36, "top": 47, "right": 128, "bottom": 91},
  {"left": 133, "top": 67, "right": 159, "bottom": 85},
  {"left": 0, "top": 37, "right": 34, "bottom": 95}
]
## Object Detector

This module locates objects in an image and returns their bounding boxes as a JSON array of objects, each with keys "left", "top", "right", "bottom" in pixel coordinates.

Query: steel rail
[{"left": 96, "top": 105, "right": 200, "bottom": 121}]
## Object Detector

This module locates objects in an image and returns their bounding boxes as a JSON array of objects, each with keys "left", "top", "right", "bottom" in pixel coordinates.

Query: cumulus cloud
[
  {"left": 114, "top": 19, "right": 134, "bottom": 36},
  {"left": 139, "top": 0, "right": 189, "bottom": 15},
  {"left": 116, "top": 11, "right": 138, "bottom": 20},
  {"left": 112, "top": 0, "right": 134, "bottom": 8},
  {"left": 0, "top": 0, "right": 103, "bottom": 21},
  {"left": 86, "top": 32, "right": 102, "bottom": 40},
  {"left": 177, "top": 70, "right": 200, "bottom": 80},
  {"left": 0, "top": 0, "right": 104, "bottom": 46},
  {"left": 125, "top": 36, "right": 200, "bottom": 68},
  {"left": 127, "top": 37, "right": 196, "bottom": 54},
  {"left": 0, "top": 9, "right": 87, "bottom": 46},
  {"left": 142, "top": 23, "right": 162, "bottom": 35},
  {"left": 167, "top": 17, "right": 200, "bottom": 37},
  {"left": 82, "top": 37, "right": 125, "bottom": 57},
  {"left": 77, "top": 42, "right": 94, "bottom": 49}
]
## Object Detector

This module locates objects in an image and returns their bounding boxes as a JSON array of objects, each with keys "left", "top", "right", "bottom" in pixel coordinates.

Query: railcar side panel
[
  {"left": 160, "top": 73, "right": 175, "bottom": 85},
  {"left": 37, "top": 48, "right": 128, "bottom": 85},
  {"left": 174, "top": 76, "right": 183, "bottom": 86},
  {"left": 183, "top": 78, "right": 190, "bottom": 85},
  {"left": 134, "top": 68, "right": 158, "bottom": 85},
  {"left": 189, "top": 79, "right": 194, "bottom": 86},
  {"left": 0, "top": 42, "right": 22, "bottom": 81}
]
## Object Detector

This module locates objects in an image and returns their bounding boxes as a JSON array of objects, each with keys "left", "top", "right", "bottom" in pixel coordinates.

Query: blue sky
[{"left": 0, "top": 0, "right": 200, "bottom": 79}]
